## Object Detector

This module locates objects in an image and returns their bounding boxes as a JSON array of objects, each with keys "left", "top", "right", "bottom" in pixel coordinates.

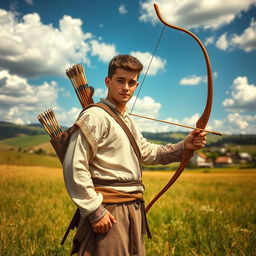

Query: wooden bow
[{"left": 145, "top": 4, "right": 213, "bottom": 213}]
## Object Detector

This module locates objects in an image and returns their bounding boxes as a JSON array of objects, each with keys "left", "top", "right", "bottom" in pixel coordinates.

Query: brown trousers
[{"left": 72, "top": 201, "right": 146, "bottom": 256}]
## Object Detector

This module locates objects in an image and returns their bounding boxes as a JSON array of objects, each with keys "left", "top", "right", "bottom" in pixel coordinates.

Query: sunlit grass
[
  {"left": 1, "top": 165, "right": 255, "bottom": 255},
  {"left": 144, "top": 170, "right": 256, "bottom": 256},
  {"left": 0, "top": 150, "right": 61, "bottom": 168}
]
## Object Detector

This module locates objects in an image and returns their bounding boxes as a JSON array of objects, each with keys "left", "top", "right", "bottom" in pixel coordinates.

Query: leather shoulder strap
[{"left": 83, "top": 103, "right": 142, "bottom": 164}]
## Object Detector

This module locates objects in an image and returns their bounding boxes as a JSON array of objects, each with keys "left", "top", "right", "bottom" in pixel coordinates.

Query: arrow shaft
[{"left": 129, "top": 112, "right": 222, "bottom": 136}]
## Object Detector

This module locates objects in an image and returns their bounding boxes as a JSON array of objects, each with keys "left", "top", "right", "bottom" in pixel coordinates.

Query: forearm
[
  {"left": 141, "top": 137, "right": 185, "bottom": 165},
  {"left": 156, "top": 140, "right": 185, "bottom": 164}
]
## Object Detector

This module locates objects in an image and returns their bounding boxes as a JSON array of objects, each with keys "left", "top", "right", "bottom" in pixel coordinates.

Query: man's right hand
[{"left": 91, "top": 211, "right": 117, "bottom": 233}]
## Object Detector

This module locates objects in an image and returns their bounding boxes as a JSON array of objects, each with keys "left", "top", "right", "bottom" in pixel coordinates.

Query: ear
[{"left": 105, "top": 77, "right": 110, "bottom": 88}]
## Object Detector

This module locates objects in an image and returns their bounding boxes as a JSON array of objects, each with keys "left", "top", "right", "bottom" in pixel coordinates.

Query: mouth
[{"left": 120, "top": 93, "right": 130, "bottom": 97}]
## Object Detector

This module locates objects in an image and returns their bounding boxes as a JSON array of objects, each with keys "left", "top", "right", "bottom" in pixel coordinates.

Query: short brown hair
[{"left": 108, "top": 55, "right": 143, "bottom": 78}]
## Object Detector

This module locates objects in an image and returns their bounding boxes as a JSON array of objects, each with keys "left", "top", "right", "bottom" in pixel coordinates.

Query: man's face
[{"left": 105, "top": 68, "right": 139, "bottom": 107}]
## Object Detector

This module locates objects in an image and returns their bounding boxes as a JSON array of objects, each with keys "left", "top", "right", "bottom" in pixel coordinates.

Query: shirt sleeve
[
  {"left": 140, "top": 135, "right": 185, "bottom": 165},
  {"left": 63, "top": 109, "right": 108, "bottom": 218}
]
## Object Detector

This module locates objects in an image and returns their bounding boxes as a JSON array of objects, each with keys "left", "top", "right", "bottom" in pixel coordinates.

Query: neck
[{"left": 106, "top": 96, "right": 126, "bottom": 115}]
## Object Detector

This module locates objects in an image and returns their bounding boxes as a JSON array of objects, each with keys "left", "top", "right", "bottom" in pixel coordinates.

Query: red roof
[
  {"left": 197, "top": 152, "right": 208, "bottom": 159},
  {"left": 216, "top": 156, "right": 232, "bottom": 163}
]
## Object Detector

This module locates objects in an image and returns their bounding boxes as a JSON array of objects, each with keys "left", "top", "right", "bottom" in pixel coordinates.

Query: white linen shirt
[{"left": 63, "top": 99, "right": 184, "bottom": 217}]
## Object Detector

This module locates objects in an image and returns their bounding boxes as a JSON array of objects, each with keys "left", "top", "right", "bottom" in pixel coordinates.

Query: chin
[
  {"left": 119, "top": 97, "right": 130, "bottom": 103},
  {"left": 122, "top": 98, "right": 131, "bottom": 104}
]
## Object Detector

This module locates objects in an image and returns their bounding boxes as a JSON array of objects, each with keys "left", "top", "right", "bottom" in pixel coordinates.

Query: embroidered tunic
[{"left": 63, "top": 99, "right": 184, "bottom": 218}]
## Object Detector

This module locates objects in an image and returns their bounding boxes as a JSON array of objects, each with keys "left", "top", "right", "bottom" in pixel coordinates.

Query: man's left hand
[{"left": 184, "top": 130, "right": 207, "bottom": 151}]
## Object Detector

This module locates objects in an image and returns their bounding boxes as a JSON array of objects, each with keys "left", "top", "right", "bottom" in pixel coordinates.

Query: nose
[{"left": 123, "top": 82, "right": 129, "bottom": 90}]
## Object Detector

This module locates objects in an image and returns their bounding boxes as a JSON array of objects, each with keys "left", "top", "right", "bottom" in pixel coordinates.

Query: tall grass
[
  {"left": 0, "top": 150, "right": 61, "bottom": 168},
  {"left": 1, "top": 165, "right": 255, "bottom": 255},
  {"left": 145, "top": 171, "right": 256, "bottom": 255}
]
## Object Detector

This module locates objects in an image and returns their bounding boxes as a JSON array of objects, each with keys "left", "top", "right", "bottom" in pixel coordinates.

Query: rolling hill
[
  {"left": 0, "top": 121, "right": 45, "bottom": 140},
  {"left": 0, "top": 121, "right": 255, "bottom": 154}
]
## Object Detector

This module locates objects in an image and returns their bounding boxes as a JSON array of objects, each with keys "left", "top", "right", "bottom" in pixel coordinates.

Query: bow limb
[{"left": 145, "top": 4, "right": 213, "bottom": 213}]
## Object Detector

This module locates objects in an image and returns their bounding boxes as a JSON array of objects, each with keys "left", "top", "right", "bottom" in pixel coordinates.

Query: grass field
[
  {"left": 0, "top": 134, "right": 49, "bottom": 148},
  {"left": 0, "top": 150, "right": 61, "bottom": 168},
  {"left": 1, "top": 165, "right": 256, "bottom": 256}
]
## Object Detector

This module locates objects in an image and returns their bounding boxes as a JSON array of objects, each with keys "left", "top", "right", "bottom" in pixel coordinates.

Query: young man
[{"left": 63, "top": 55, "right": 207, "bottom": 256}]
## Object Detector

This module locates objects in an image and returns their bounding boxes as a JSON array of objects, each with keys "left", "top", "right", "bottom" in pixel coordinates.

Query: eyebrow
[{"left": 116, "top": 77, "right": 137, "bottom": 82}]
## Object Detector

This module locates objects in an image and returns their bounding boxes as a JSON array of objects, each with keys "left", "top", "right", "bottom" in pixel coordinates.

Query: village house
[
  {"left": 190, "top": 152, "right": 213, "bottom": 168},
  {"left": 238, "top": 152, "right": 252, "bottom": 163},
  {"left": 215, "top": 156, "right": 233, "bottom": 167}
]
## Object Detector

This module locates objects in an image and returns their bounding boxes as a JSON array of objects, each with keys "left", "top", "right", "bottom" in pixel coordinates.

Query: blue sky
[{"left": 0, "top": 0, "right": 256, "bottom": 134}]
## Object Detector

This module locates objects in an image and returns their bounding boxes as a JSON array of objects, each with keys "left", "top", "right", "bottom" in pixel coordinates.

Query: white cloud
[
  {"left": 223, "top": 76, "right": 256, "bottom": 111},
  {"left": 55, "top": 107, "right": 82, "bottom": 127},
  {"left": 205, "top": 36, "right": 215, "bottom": 46},
  {"left": 131, "top": 109, "right": 214, "bottom": 134},
  {"left": 227, "top": 113, "right": 249, "bottom": 129},
  {"left": 179, "top": 72, "right": 217, "bottom": 86},
  {"left": 90, "top": 40, "right": 118, "bottom": 63},
  {"left": 118, "top": 4, "right": 127, "bottom": 15},
  {"left": 126, "top": 94, "right": 255, "bottom": 134},
  {"left": 182, "top": 113, "right": 201, "bottom": 127},
  {"left": 179, "top": 75, "right": 206, "bottom": 86},
  {"left": 134, "top": 112, "right": 255, "bottom": 135},
  {"left": 94, "top": 88, "right": 107, "bottom": 98},
  {"left": 130, "top": 51, "right": 166, "bottom": 76},
  {"left": 214, "top": 19, "right": 256, "bottom": 52},
  {"left": 139, "top": 0, "right": 256, "bottom": 30},
  {"left": 231, "top": 19, "right": 256, "bottom": 52},
  {"left": 126, "top": 96, "right": 163, "bottom": 132},
  {"left": 215, "top": 33, "right": 229, "bottom": 50},
  {"left": 0, "top": 69, "right": 58, "bottom": 124},
  {"left": 203, "top": 113, "right": 256, "bottom": 134},
  {"left": 225, "top": 113, "right": 256, "bottom": 134},
  {"left": 127, "top": 96, "right": 206, "bottom": 133},
  {"left": 0, "top": 69, "right": 83, "bottom": 127},
  {"left": 0, "top": 9, "right": 117, "bottom": 78},
  {"left": 212, "top": 119, "right": 223, "bottom": 129},
  {"left": 128, "top": 96, "right": 161, "bottom": 117}
]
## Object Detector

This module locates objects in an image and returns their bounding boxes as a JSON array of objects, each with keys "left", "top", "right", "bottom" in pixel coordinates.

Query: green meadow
[
  {"left": 0, "top": 150, "right": 61, "bottom": 168},
  {"left": 1, "top": 165, "right": 255, "bottom": 255},
  {"left": 0, "top": 134, "right": 49, "bottom": 148}
]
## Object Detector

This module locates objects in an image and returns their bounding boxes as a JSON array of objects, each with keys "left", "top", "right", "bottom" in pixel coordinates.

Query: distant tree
[
  {"left": 207, "top": 151, "right": 219, "bottom": 163},
  {"left": 35, "top": 148, "right": 46, "bottom": 155}
]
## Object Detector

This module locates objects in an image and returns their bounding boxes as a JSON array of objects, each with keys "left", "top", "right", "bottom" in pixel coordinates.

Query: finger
[
  {"left": 107, "top": 220, "right": 113, "bottom": 231},
  {"left": 193, "top": 136, "right": 206, "bottom": 142},
  {"left": 193, "top": 141, "right": 206, "bottom": 147},
  {"left": 100, "top": 225, "right": 106, "bottom": 233},
  {"left": 104, "top": 217, "right": 112, "bottom": 232},
  {"left": 193, "top": 139, "right": 206, "bottom": 145},
  {"left": 191, "top": 129, "right": 201, "bottom": 135},
  {"left": 198, "top": 131, "right": 207, "bottom": 137},
  {"left": 196, "top": 143, "right": 206, "bottom": 149},
  {"left": 92, "top": 223, "right": 98, "bottom": 233},
  {"left": 102, "top": 225, "right": 107, "bottom": 233},
  {"left": 94, "top": 224, "right": 104, "bottom": 234},
  {"left": 109, "top": 213, "right": 117, "bottom": 223}
]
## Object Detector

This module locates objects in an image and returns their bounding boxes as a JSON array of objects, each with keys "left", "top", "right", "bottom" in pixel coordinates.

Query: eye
[
  {"left": 117, "top": 78, "right": 124, "bottom": 83},
  {"left": 128, "top": 81, "right": 137, "bottom": 87}
]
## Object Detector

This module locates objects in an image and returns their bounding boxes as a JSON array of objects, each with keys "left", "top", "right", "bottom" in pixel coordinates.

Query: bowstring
[{"left": 130, "top": 25, "right": 166, "bottom": 113}]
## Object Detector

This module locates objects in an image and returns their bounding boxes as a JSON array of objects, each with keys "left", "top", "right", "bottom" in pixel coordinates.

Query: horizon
[{"left": 2, "top": 119, "right": 256, "bottom": 136}]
